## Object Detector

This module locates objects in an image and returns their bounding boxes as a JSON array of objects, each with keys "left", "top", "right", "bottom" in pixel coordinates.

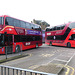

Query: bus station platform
[{"left": 0, "top": 53, "right": 29, "bottom": 63}]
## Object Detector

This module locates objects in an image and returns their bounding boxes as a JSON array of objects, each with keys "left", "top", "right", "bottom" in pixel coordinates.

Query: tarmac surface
[{"left": 0, "top": 44, "right": 75, "bottom": 75}]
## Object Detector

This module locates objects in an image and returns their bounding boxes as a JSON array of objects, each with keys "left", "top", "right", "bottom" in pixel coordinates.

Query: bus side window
[
  {"left": 33, "top": 36, "right": 35, "bottom": 41},
  {"left": 69, "top": 36, "right": 72, "bottom": 40},
  {"left": 0, "top": 17, "right": 2, "bottom": 25},
  {"left": 53, "top": 27, "right": 56, "bottom": 31},
  {"left": 69, "top": 34, "right": 75, "bottom": 40},
  {"left": 61, "top": 25, "right": 65, "bottom": 30},
  {"left": 5, "top": 18, "right": 9, "bottom": 25},
  {"left": 73, "top": 34, "right": 75, "bottom": 40},
  {"left": 5, "top": 17, "right": 14, "bottom": 26},
  {"left": 4, "top": 35, "right": 13, "bottom": 46},
  {"left": 57, "top": 27, "right": 60, "bottom": 30},
  {"left": 14, "top": 19, "right": 20, "bottom": 27},
  {"left": 69, "top": 22, "right": 75, "bottom": 29},
  {"left": 74, "top": 38, "right": 75, "bottom": 40},
  {"left": 50, "top": 28, "right": 52, "bottom": 31},
  {"left": 32, "top": 27, "right": 33, "bottom": 29},
  {"left": 20, "top": 21, "right": 26, "bottom": 28},
  {"left": 14, "top": 35, "right": 21, "bottom": 42}
]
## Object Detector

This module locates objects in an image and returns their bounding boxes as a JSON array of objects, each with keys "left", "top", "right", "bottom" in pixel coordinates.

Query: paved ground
[{"left": 0, "top": 44, "right": 75, "bottom": 75}]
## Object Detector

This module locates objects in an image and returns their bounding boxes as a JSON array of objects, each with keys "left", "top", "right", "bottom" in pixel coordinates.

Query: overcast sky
[{"left": 0, "top": 0, "right": 75, "bottom": 27}]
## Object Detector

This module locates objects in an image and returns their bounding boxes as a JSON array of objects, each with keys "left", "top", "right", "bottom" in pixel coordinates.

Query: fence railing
[{"left": 0, "top": 65, "right": 56, "bottom": 75}]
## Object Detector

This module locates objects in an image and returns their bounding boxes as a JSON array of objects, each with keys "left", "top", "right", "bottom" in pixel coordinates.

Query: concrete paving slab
[
  {"left": 56, "top": 56, "right": 70, "bottom": 61},
  {"left": 51, "top": 60, "right": 66, "bottom": 65},
  {"left": 34, "top": 63, "right": 63, "bottom": 75}
]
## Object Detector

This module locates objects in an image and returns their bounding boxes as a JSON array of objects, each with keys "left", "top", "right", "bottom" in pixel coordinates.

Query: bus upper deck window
[{"left": 0, "top": 17, "right": 4, "bottom": 25}]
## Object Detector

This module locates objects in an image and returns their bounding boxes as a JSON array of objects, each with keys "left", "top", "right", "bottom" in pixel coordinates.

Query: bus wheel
[
  {"left": 49, "top": 42, "right": 52, "bottom": 46},
  {"left": 67, "top": 42, "right": 71, "bottom": 48},
  {"left": 15, "top": 45, "right": 20, "bottom": 53},
  {"left": 36, "top": 43, "right": 39, "bottom": 48}
]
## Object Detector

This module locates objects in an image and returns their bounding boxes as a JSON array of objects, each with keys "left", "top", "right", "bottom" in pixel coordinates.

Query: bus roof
[
  {"left": 46, "top": 22, "right": 72, "bottom": 29},
  {"left": 2, "top": 15, "right": 41, "bottom": 28}
]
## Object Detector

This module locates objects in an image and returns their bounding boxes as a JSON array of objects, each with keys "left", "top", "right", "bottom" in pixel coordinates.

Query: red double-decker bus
[
  {"left": 45, "top": 22, "right": 75, "bottom": 47},
  {"left": 0, "top": 15, "right": 42, "bottom": 54}
]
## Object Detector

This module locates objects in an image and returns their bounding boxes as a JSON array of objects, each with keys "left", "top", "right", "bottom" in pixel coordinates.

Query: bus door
[{"left": 4, "top": 34, "right": 13, "bottom": 53}]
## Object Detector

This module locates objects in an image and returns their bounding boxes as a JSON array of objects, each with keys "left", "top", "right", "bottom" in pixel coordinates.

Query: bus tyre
[
  {"left": 15, "top": 45, "right": 20, "bottom": 53},
  {"left": 36, "top": 43, "right": 39, "bottom": 48},
  {"left": 49, "top": 42, "right": 52, "bottom": 46},
  {"left": 67, "top": 42, "right": 71, "bottom": 48}
]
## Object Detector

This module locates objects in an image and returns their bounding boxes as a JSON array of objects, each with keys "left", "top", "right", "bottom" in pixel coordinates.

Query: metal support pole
[
  {"left": 24, "top": 71, "right": 26, "bottom": 75},
  {"left": 30, "top": 72, "right": 32, "bottom": 75},
  {"left": 20, "top": 70, "right": 22, "bottom": 75},
  {"left": 4, "top": 67, "right": 6, "bottom": 75},
  {"left": 16, "top": 70, "right": 18, "bottom": 75},
  {"left": 13, "top": 69, "right": 14, "bottom": 75},
  {"left": 6, "top": 46, "right": 7, "bottom": 59},
  {"left": 1, "top": 67, "right": 3, "bottom": 75},
  {"left": 21, "top": 45, "right": 22, "bottom": 55},
  {"left": 8, "top": 68, "right": 9, "bottom": 75}
]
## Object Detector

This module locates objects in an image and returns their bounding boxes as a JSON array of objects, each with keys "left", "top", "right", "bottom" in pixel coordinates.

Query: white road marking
[
  {"left": 54, "top": 59, "right": 68, "bottom": 62},
  {"left": 49, "top": 51, "right": 75, "bottom": 66},
  {"left": 65, "top": 52, "right": 75, "bottom": 66},
  {"left": 49, "top": 54, "right": 62, "bottom": 63},
  {"left": 60, "top": 54, "right": 71, "bottom": 57}
]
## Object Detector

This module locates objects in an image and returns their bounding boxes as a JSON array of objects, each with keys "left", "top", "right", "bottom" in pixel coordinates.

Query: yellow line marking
[
  {"left": 29, "top": 65, "right": 39, "bottom": 69},
  {"left": 64, "top": 66, "right": 70, "bottom": 75},
  {"left": 40, "top": 54, "right": 54, "bottom": 57},
  {"left": 1, "top": 54, "right": 32, "bottom": 65},
  {"left": 1, "top": 26, "right": 14, "bottom": 31},
  {"left": 66, "top": 65, "right": 74, "bottom": 75},
  {"left": 43, "top": 63, "right": 74, "bottom": 75}
]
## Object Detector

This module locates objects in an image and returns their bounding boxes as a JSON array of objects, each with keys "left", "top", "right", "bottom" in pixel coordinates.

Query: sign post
[{"left": 5, "top": 46, "right": 7, "bottom": 59}]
